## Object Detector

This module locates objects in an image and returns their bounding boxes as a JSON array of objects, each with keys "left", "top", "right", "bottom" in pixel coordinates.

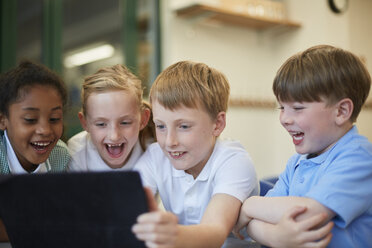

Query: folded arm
[
  {"left": 234, "top": 196, "right": 335, "bottom": 248},
  {"left": 247, "top": 206, "right": 333, "bottom": 248},
  {"left": 238, "top": 196, "right": 335, "bottom": 225}
]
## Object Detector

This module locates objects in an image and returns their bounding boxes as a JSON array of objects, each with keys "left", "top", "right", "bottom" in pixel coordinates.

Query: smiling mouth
[
  {"left": 168, "top": 151, "right": 186, "bottom": 159},
  {"left": 106, "top": 143, "right": 124, "bottom": 157},
  {"left": 290, "top": 132, "right": 304, "bottom": 145},
  {"left": 30, "top": 141, "right": 52, "bottom": 152}
]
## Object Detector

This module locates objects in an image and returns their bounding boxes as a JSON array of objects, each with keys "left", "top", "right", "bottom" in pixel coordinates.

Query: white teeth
[
  {"left": 171, "top": 152, "right": 183, "bottom": 156},
  {"left": 107, "top": 144, "right": 123, "bottom": 148},
  {"left": 32, "top": 142, "right": 50, "bottom": 146},
  {"left": 291, "top": 132, "right": 304, "bottom": 140}
]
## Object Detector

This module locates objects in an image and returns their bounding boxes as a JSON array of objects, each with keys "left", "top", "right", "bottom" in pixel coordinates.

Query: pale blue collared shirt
[{"left": 267, "top": 126, "right": 372, "bottom": 248}]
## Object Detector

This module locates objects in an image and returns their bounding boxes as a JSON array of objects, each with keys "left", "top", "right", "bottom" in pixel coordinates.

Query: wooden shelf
[
  {"left": 175, "top": 4, "right": 301, "bottom": 30},
  {"left": 229, "top": 98, "right": 276, "bottom": 109},
  {"left": 228, "top": 98, "right": 372, "bottom": 110}
]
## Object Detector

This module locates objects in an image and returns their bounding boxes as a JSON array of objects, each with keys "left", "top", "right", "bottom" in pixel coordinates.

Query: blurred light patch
[{"left": 64, "top": 44, "right": 114, "bottom": 68}]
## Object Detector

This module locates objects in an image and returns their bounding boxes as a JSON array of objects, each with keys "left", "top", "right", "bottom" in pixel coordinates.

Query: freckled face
[{"left": 1, "top": 85, "right": 64, "bottom": 172}]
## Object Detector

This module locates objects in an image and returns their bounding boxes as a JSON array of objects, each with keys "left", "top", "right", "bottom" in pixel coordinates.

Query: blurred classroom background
[{"left": 1, "top": 0, "right": 371, "bottom": 180}]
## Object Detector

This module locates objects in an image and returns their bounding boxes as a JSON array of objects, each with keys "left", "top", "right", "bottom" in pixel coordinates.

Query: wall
[{"left": 161, "top": 0, "right": 372, "bottom": 179}]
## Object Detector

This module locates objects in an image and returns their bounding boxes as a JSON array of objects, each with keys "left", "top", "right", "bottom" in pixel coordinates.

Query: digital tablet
[{"left": 0, "top": 171, "right": 147, "bottom": 248}]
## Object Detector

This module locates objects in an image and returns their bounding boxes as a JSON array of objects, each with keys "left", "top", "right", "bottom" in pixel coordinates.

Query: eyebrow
[
  {"left": 22, "top": 106, "right": 63, "bottom": 111},
  {"left": 89, "top": 114, "right": 136, "bottom": 120},
  {"left": 153, "top": 118, "right": 192, "bottom": 123}
]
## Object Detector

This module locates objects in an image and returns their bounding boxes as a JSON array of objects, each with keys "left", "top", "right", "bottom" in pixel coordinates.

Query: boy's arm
[
  {"left": 133, "top": 190, "right": 241, "bottom": 248},
  {"left": 237, "top": 195, "right": 335, "bottom": 227},
  {"left": 234, "top": 196, "right": 335, "bottom": 247},
  {"left": 246, "top": 207, "right": 333, "bottom": 248}
]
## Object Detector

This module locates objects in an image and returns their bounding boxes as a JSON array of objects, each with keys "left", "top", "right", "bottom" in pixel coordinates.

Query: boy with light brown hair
[{"left": 133, "top": 61, "right": 259, "bottom": 248}]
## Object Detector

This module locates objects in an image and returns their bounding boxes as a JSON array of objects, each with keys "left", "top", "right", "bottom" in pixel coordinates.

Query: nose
[
  {"left": 35, "top": 119, "right": 52, "bottom": 136},
  {"left": 279, "top": 109, "right": 293, "bottom": 126},
  {"left": 108, "top": 125, "right": 120, "bottom": 142},
  {"left": 165, "top": 129, "right": 178, "bottom": 147}
]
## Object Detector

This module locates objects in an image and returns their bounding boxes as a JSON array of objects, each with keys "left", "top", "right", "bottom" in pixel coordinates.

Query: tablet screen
[{"left": 0, "top": 171, "right": 147, "bottom": 248}]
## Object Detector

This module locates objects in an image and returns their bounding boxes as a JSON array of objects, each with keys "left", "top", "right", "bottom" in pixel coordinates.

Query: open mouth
[
  {"left": 291, "top": 132, "right": 304, "bottom": 145},
  {"left": 168, "top": 151, "right": 186, "bottom": 159},
  {"left": 106, "top": 143, "right": 125, "bottom": 158},
  {"left": 30, "top": 141, "right": 52, "bottom": 153}
]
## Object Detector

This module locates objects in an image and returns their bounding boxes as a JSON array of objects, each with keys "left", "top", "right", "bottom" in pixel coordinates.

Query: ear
[
  {"left": 334, "top": 98, "right": 353, "bottom": 125},
  {"left": 140, "top": 107, "right": 151, "bottom": 130},
  {"left": 78, "top": 112, "right": 88, "bottom": 131},
  {"left": 212, "top": 112, "right": 226, "bottom": 137},
  {"left": 0, "top": 113, "right": 7, "bottom": 130}
]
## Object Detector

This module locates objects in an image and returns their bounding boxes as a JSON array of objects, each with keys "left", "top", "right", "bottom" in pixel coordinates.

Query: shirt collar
[
  {"left": 5, "top": 130, "right": 49, "bottom": 174},
  {"left": 296, "top": 125, "right": 358, "bottom": 166}
]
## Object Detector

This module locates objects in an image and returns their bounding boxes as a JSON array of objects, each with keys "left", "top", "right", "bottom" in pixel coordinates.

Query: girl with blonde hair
[{"left": 68, "top": 64, "right": 154, "bottom": 171}]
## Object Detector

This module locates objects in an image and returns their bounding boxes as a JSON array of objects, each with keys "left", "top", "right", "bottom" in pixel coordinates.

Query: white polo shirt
[
  {"left": 67, "top": 131, "right": 143, "bottom": 171},
  {"left": 134, "top": 139, "right": 258, "bottom": 225}
]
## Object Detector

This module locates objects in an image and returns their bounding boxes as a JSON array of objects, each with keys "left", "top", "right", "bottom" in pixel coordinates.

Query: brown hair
[
  {"left": 273, "top": 45, "right": 371, "bottom": 122},
  {"left": 81, "top": 64, "right": 155, "bottom": 150},
  {"left": 150, "top": 61, "right": 230, "bottom": 120}
]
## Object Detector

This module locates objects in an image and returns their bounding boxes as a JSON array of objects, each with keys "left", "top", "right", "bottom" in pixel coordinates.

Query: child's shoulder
[
  {"left": 347, "top": 128, "right": 372, "bottom": 149},
  {"left": 0, "top": 131, "right": 8, "bottom": 173},
  {"left": 54, "top": 140, "right": 68, "bottom": 151},
  {"left": 49, "top": 139, "right": 71, "bottom": 172},
  {"left": 209, "top": 139, "right": 254, "bottom": 167},
  {"left": 67, "top": 131, "right": 89, "bottom": 153},
  {"left": 214, "top": 139, "right": 249, "bottom": 155},
  {"left": 0, "top": 130, "right": 4, "bottom": 146},
  {"left": 67, "top": 130, "right": 88, "bottom": 145},
  {"left": 140, "top": 142, "right": 173, "bottom": 167},
  {"left": 334, "top": 126, "right": 372, "bottom": 157},
  {"left": 145, "top": 141, "right": 160, "bottom": 149},
  {"left": 144, "top": 142, "right": 163, "bottom": 156}
]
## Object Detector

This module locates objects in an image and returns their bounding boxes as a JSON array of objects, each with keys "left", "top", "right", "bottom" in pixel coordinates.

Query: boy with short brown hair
[{"left": 235, "top": 45, "right": 372, "bottom": 247}]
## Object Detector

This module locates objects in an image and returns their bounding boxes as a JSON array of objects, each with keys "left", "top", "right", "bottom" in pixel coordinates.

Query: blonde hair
[
  {"left": 81, "top": 64, "right": 155, "bottom": 150},
  {"left": 150, "top": 61, "right": 230, "bottom": 120}
]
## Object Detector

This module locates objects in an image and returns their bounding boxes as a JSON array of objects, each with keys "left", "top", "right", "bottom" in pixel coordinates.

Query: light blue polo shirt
[{"left": 267, "top": 126, "right": 372, "bottom": 248}]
